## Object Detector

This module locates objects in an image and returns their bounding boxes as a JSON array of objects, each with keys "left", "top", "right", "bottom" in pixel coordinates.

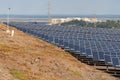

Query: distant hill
[
  {"left": 0, "top": 23, "right": 117, "bottom": 80},
  {"left": 0, "top": 14, "right": 120, "bottom": 18},
  {"left": 61, "top": 20, "right": 120, "bottom": 29}
]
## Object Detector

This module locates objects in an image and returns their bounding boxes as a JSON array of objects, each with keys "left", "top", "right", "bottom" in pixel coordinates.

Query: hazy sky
[{"left": 0, "top": 0, "right": 120, "bottom": 15}]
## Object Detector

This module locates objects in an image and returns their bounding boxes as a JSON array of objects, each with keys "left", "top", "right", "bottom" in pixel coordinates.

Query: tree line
[{"left": 60, "top": 20, "right": 120, "bottom": 29}]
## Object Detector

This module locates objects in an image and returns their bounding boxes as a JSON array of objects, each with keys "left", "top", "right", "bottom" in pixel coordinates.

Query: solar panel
[
  {"left": 74, "top": 41, "right": 80, "bottom": 54},
  {"left": 93, "top": 51, "right": 99, "bottom": 61},
  {"left": 98, "top": 52, "right": 105, "bottom": 61},
  {"left": 63, "top": 39, "right": 69, "bottom": 49},
  {"left": 58, "top": 37, "right": 64, "bottom": 47},
  {"left": 112, "top": 57, "right": 120, "bottom": 68},
  {"left": 85, "top": 49, "right": 93, "bottom": 58},
  {"left": 54, "top": 37, "right": 59, "bottom": 45},
  {"left": 104, "top": 55, "right": 112, "bottom": 66},
  {"left": 68, "top": 39, "right": 75, "bottom": 51}
]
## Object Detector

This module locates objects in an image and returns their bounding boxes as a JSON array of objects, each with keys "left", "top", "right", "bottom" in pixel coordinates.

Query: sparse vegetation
[
  {"left": 0, "top": 44, "right": 12, "bottom": 52},
  {"left": 69, "top": 70, "right": 83, "bottom": 77},
  {"left": 61, "top": 20, "right": 120, "bottom": 29},
  {"left": 10, "top": 69, "right": 27, "bottom": 80}
]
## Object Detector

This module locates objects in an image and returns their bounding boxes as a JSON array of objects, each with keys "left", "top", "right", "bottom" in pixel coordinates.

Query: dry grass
[
  {"left": 69, "top": 70, "right": 83, "bottom": 77},
  {"left": 10, "top": 69, "right": 28, "bottom": 80}
]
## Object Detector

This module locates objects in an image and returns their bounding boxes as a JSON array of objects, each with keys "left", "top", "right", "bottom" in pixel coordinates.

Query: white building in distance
[{"left": 50, "top": 17, "right": 102, "bottom": 25}]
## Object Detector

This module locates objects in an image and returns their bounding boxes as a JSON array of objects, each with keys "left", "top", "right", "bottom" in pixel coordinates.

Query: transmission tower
[
  {"left": 48, "top": 0, "right": 51, "bottom": 23},
  {"left": 93, "top": 10, "right": 97, "bottom": 27}
]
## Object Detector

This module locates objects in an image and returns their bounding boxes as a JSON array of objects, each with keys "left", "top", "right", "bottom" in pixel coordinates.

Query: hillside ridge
[{"left": 0, "top": 23, "right": 118, "bottom": 80}]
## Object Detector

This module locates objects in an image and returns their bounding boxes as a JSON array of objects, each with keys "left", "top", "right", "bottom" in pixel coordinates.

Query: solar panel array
[{"left": 8, "top": 22, "right": 120, "bottom": 70}]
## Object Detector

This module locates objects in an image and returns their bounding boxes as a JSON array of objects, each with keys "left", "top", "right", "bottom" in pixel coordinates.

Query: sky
[{"left": 0, "top": 0, "right": 120, "bottom": 15}]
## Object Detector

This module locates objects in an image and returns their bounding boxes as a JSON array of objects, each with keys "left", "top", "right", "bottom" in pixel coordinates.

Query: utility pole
[
  {"left": 48, "top": 0, "right": 51, "bottom": 24},
  {"left": 94, "top": 10, "right": 97, "bottom": 27},
  {"left": 6, "top": 8, "right": 10, "bottom": 33}
]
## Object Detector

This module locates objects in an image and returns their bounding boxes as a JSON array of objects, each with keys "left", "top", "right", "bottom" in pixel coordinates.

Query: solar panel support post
[
  {"left": 81, "top": 58, "right": 83, "bottom": 62},
  {"left": 76, "top": 54, "right": 80, "bottom": 60},
  {"left": 94, "top": 61, "right": 96, "bottom": 66},
  {"left": 106, "top": 65, "right": 109, "bottom": 71},
  {"left": 114, "top": 68, "right": 117, "bottom": 75},
  {"left": 87, "top": 60, "right": 90, "bottom": 65}
]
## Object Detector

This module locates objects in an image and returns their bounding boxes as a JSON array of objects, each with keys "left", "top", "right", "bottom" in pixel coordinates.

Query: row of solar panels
[
  {"left": 9, "top": 22, "right": 120, "bottom": 42},
  {"left": 9, "top": 22, "right": 120, "bottom": 35},
  {"left": 7, "top": 22, "right": 120, "bottom": 69},
  {"left": 33, "top": 31, "right": 120, "bottom": 42}
]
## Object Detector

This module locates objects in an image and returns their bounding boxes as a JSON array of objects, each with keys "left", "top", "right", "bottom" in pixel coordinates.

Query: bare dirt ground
[{"left": 0, "top": 23, "right": 119, "bottom": 80}]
